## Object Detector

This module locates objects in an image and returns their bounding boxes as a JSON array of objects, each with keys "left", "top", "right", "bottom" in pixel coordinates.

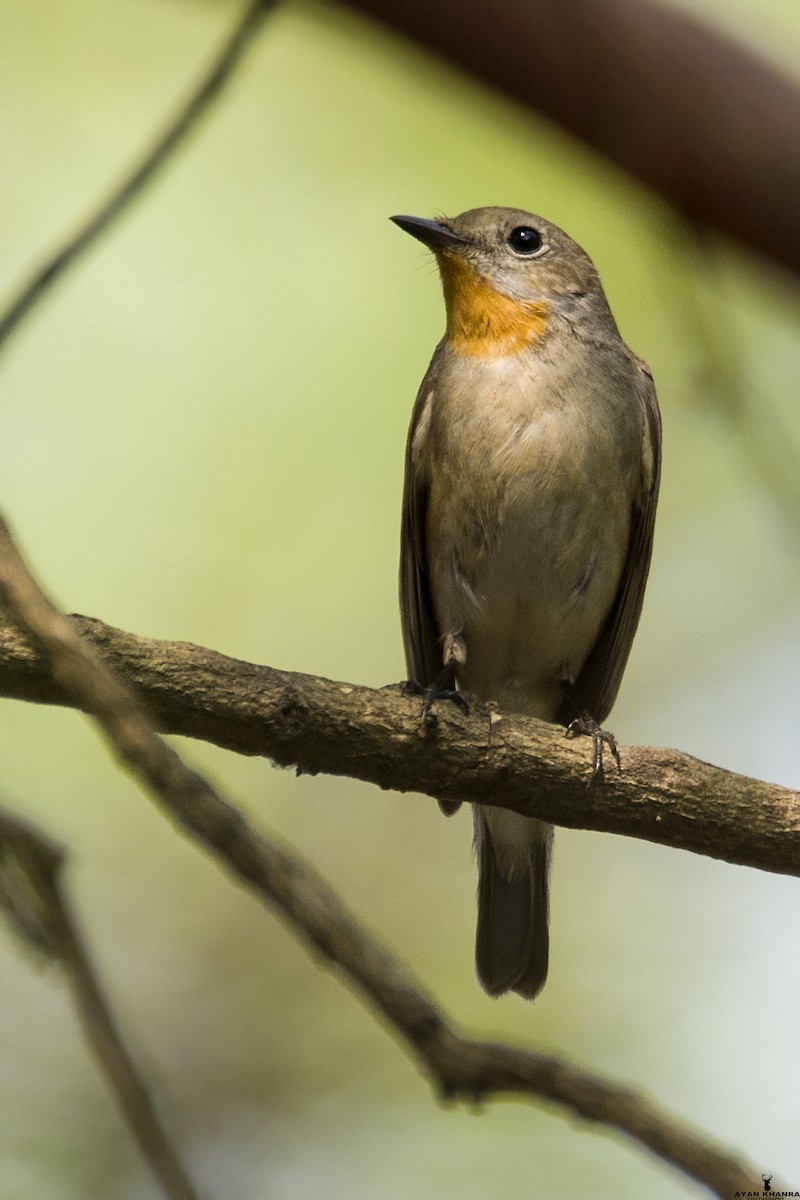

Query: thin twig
[
  {"left": 0, "top": 512, "right": 770, "bottom": 1198},
  {"left": 0, "top": 807, "right": 202, "bottom": 1200},
  {"left": 0, "top": 0, "right": 278, "bottom": 354}
]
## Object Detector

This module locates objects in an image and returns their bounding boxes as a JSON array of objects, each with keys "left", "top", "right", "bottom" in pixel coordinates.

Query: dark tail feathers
[{"left": 474, "top": 810, "right": 551, "bottom": 1000}]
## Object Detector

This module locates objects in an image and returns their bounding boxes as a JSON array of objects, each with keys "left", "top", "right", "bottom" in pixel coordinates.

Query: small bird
[{"left": 393, "top": 207, "right": 660, "bottom": 1000}]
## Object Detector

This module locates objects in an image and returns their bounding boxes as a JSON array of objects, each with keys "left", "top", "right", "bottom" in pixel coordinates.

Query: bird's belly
[{"left": 430, "top": 472, "right": 629, "bottom": 720}]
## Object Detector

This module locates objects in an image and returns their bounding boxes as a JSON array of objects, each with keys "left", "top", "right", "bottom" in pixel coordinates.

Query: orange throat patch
[{"left": 438, "top": 253, "right": 549, "bottom": 358}]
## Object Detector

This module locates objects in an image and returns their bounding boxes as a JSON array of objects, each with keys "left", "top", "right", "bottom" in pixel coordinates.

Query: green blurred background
[{"left": 1, "top": 1, "right": 799, "bottom": 1196}]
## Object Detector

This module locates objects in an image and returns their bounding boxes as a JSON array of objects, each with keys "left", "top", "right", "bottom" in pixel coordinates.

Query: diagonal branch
[
  {"left": 0, "top": 512, "right": 767, "bottom": 1199},
  {"left": 0, "top": 807, "right": 202, "bottom": 1200},
  {"left": 0, "top": 602, "right": 797, "bottom": 878},
  {"left": 0, "top": 0, "right": 278, "bottom": 355}
]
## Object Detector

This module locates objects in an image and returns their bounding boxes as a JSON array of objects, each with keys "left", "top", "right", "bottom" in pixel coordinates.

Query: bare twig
[
  {"left": 0, "top": 512, "right": 769, "bottom": 1198},
  {"left": 0, "top": 0, "right": 278, "bottom": 354},
  {"left": 0, "top": 605, "right": 797, "bottom": 878},
  {"left": 0, "top": 807, "right": 202, "bottom": 1200}
]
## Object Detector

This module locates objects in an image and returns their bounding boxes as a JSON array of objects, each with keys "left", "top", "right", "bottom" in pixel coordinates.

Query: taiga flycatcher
[{"left": 393, "top": 207, "right": 660, "bottom": 999}]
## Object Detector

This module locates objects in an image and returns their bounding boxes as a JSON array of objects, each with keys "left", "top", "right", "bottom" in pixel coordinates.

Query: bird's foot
[
  {"left": 402, "top": 674, "right": 468, "bottom": 732},
  {"left": 565, "top": 712, "right": 621, "bottom": 785}
]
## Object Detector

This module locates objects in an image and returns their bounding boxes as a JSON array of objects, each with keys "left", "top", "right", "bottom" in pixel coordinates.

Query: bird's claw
[
  {"left": 402, "top": 678, "right": 468, "bottom": 731},
  {"left": 566, "top": 713, "right": 620, "bottom": 785}
]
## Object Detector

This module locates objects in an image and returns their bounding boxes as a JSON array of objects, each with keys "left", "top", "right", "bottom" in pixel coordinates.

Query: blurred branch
[
  {"left": 0, "top": 599, "right": 797, "bottom": 878},
  {"left": 0, "top": 807, "right": 202, "bottom": 1200},
  {"left": 341, "top": 0, "right": 800, "bottom": 279},
  {"left": 0, "top": 515, "right": 766, "bottom": 1200},
  {"left": 0, "top": 0, "right": 278, "bottom": 355}
]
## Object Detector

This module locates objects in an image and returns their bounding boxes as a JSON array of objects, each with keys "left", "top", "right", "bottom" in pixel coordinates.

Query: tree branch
[
  {"left": 0, "top": 807, "right": 202, "bottom": 1200},
  {"left": 342, "top": 0, "right": 800, "bottom": 279},
  {"left": 0, "top": 513, "right": 767, "bottom": 1199},
  {"left": 0, "top": 0, "right": 278, "bottom": 355},
  {"left": 0, "top": 604, "right": 796, "bottom": 878}
]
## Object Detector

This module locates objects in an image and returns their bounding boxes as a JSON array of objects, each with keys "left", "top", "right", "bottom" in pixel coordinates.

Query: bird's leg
[
  {"left": 403, "top": 633, "right": 468, "bottom": 730},
  {"left": 404, "top": 636, "right": 467, "bottom": 817},
  {"left": 566, "top": 712, "right": 621, "bottom": 784},
  {"left": 403, "top": 663, "right": 469, "bottom": 728},
  {"left": 561, "top": 686, "right": 621, "bottom": 785}
]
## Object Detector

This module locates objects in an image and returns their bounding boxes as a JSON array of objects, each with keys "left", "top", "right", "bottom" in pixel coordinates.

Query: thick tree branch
[
  {"left": 0, "top": 515, "right": 766, "bottom": 1199},
  {"left": 0, "top": 608, "right": 796, "bottom": 878},
  {"left": 0, "top": 807, "right": 202, "bottom": 1200},
  {"left": 342, "top": 0, "right": 800, "bottom": 279},
  {"left": 0, "top": 0, "right": 277, "bottom": 355}
]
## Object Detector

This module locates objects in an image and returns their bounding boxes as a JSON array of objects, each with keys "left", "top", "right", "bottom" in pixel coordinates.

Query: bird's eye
[{"left": 507, "top": 226, "right": 543, "bottom": 255}]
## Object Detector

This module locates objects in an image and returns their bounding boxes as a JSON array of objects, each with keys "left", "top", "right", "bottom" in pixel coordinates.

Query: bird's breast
[{"left": 419, "top": 348, "right": 640, "bottom": 715}]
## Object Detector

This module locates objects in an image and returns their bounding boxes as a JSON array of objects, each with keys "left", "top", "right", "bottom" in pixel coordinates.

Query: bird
[{"left": 392, "top": 207, "right": 661, "bottom": 1000}]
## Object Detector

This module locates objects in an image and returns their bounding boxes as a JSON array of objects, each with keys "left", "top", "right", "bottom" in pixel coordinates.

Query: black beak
[{"left": 390, "top": 214, "right": 467, "bottom": 250}]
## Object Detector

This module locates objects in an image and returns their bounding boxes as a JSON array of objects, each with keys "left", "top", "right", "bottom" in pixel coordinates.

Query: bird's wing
[
  {"left": 399, "top": 370, "right": 443, "bottom": 686},
  {"left": 558, "top": 360, "right": 662, "bottom": 725}
]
